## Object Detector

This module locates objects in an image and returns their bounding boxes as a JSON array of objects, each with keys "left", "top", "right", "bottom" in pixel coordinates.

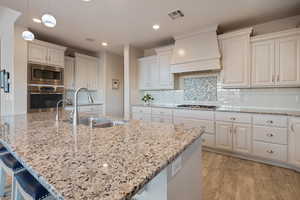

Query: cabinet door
[
  {"left": 251, "top": 40, "right": 275, "bottom": 87},
  {"left": 232, "top": 123, "right": 251, "bottom": 154},
  {"left": 75, "top": 57, "right": 89, "bottom": 88},
  {"left": 220, "top": 34, "right": 250, "bottom": 88},
  {"left": 275, "top": 35, "right": 300, "bottom": 86},
  {"left": 157, "top": 51, "right": 174, "bottom": 89},
  {"left": 138, "top": 60, "right": 151, "bottom": 90},
  {"left": 28, "top": 43, "right": 48, "bottom": 64},
  {"left": 288, "top": 118, "right": 300, "bottom": 167},
  {"left": 48, "top": 48, "right": 65, "bottom": 67},
  {"left": 216, "top": 122, "right": 233, "bottom": 150},
  {"left": 87, "top": 59, "right": 98, "bottom": 90},
  {"left": 64, "top": 57, "right": 75, "bottom": 89}
]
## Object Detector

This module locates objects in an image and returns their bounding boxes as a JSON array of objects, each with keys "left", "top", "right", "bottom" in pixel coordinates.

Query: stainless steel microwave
[{"left": 28, "top": 63, "right": 64, "bottom": 85}]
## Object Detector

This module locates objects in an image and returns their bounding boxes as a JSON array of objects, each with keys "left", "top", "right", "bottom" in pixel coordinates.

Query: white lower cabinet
[
  {"left": 253, "top": 141, "right": 287, "bottom": 162},
  {"left": 216, "top": 122, "right": 233, "bottom": 151},
  {"left": 201, "top": 133, "right": 215, "bottom": 148},
  {"left": 288, "top": 118, "right": 300, "bottom": 167},
  {"left": 233, "top": 123, "right": 252, "bottom": 154}
]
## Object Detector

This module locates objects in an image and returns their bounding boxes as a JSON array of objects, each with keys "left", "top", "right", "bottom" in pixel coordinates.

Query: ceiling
[{"left": 1, "top": 0, "right": 300, "bottom": 55}]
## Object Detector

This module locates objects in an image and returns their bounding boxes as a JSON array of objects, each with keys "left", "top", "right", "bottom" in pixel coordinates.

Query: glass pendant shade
[
  {"left": 42, "top": 14, "right": 56, "bottom": 28},
  {"left": 22, "top": 31, "right": 35, "bottom": 41}
]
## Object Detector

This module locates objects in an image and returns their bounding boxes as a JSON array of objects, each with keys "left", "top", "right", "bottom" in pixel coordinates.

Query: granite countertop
[
  {"left": 0, "top": 112, "right": 203, "bottom": 200},
  {"left": 132, "top": 104, "right": 300, "bottom": 117}
]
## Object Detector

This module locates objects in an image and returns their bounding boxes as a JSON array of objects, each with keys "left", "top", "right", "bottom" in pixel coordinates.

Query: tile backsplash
[
  {"left": 184, "top": 76, "right": 217, "bottom": 101},
  {"left": 140, "top": 75, "right": 300, "bottom": 110}
]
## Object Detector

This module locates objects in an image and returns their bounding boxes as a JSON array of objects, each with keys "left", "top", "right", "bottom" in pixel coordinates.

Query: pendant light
[
  {"left": 22, "top": 0, "right": 35, "bottom": 41},
  {"left": 42, "top": 0, "right": 56, "bottom": 28}
]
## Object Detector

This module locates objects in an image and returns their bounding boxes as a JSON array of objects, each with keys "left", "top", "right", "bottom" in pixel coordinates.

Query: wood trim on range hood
[{"left": 171, "top": 25, "right": 221, "bottom": 73}]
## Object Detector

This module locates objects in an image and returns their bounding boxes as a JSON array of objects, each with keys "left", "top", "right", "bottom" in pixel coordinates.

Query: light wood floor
[
  {"left": 1, "top": 151, "right": 300, "bottom": 200},
  {"left": 202, "top": 151, "right": 300, "bottom": 200}
]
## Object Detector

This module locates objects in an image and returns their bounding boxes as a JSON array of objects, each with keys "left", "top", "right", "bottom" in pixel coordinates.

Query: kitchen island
[{"left": 0, "top": 112, "right": 203, "bottom": 200}]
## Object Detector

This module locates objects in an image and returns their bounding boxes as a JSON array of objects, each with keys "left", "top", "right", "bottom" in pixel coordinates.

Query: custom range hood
[{"left": 171, "top": 25, "right": 221, "bottom": 73}]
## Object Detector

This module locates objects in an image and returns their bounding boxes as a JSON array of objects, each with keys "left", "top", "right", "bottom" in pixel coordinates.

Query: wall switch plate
[{"left": 171, "top": 155, "right": 182, "bottom": 177}]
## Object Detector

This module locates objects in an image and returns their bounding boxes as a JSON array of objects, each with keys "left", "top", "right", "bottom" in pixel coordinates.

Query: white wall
[
  {"left": 13, "top": 26, "right": 28, "bottom": 115},
  {"left": 101, "top": 51, "right": 124, "bottom": 118},
  {"left": 0, "top": 6, "right": 20, "bottom": 116}
]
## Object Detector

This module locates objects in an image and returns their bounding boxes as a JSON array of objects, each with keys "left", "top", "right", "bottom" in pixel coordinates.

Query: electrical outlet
[{"left": 172, "top": 155, "right": 182, "bottom": 176}]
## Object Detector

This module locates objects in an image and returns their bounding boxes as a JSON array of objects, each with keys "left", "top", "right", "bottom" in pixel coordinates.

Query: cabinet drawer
[
  {"left": 132, "top": 106, "right": 151, "bottom": 114},
  {"left": 173, "top": 109, "right": 214, "bottom": 120},
  {"left": 151, "top": 108, "right": 173, "bottom": 116},
  {"left": 132, "top": 113, "right": 151, "bottom": 121},
  {"left": 253, "top": 114, "right": 287, "bottom": 127},
  {"left": 253, "top": 141, "right": 287, "bottom": 162},
  {"left": 253, "top": 126, "right": 287, "bottom": 145},
  {"left": 151, "top": 116, "right": 173, "bottom": 123},
  {"left": 215, "top": 112, "right": 251, "bottom": 123},
  {"left": 174, "top": 117, "right": 215, "bottom": 133},
  {"left": 201, "top": 133, "right": 215, "bottom": 148}
]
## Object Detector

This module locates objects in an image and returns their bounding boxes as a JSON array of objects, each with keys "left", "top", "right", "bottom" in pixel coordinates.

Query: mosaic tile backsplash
[{"left": 184, "top": 76, "right": 217, "bottom": 101}]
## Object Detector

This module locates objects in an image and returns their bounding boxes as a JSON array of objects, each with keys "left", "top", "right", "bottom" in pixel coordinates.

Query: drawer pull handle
[
  {"left": 266, "top": 150, "right": 274, "bottom": 154},
  {"left": 267, "top": 133, "right": 274, "bottom": 137},
  {"left": 266, "top": 120, "right": 274, "bottom": 124},
  {"left": 230, "top": 117, "right": 236, "bottom": 121}
]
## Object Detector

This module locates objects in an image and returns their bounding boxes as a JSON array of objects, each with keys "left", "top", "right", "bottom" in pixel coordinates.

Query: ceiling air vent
[{"left": 168, "top": 10, "right": 184, "bottom": 20}]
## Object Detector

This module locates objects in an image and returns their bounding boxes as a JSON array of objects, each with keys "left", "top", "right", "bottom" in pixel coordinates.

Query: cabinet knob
[
  {"left": 267, "top": 133, "right": 274, "bottom": 137},
  {"left": 266, "top": 150, "right": 274, "bottom": 154},
  {"left": 230, "top": 117, "right": 236, "bottom": 121},
  {"left": 266, "top": 120, "right": 273, "bottom": 124}
]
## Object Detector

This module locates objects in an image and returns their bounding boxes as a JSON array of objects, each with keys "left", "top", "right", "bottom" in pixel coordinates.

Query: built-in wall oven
[
  {"left": 28, "top": 63, "right": 64, "bottom": 85},
  {"left": 28, "top": 86, "right": 64, "bottom": 113}
]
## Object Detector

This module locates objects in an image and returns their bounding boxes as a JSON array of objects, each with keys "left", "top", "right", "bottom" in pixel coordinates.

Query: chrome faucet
[
  {"left": 55, "top": 99, "right": 71, "bottom": 121},
  {"left": 73, "top": 88, "right": 94, "bottom": 126}
]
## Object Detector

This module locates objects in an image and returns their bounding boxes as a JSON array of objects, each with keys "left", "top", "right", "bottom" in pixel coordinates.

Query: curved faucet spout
[{"left": 73, "top": 88, "right": 94, "bottom": 126}]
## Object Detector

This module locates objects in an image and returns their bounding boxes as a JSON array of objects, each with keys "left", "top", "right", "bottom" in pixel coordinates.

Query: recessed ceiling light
[
  {"left": 32, "top": 18, "right": 41, "bottom": 23},
  {"left": 153, "top": 24, "right": 160, "bottom": 30},
  {"left": 42, "top": 14, "right": 57, "bottom": 28},
  {"left": 82, "top": 0, "right": 92, "bottom": 2},
  {"left": 102, "top": 42, "right": 108, "bottom": 47}
]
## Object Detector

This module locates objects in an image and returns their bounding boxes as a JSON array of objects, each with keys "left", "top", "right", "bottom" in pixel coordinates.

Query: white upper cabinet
[
  {"left": 218, "top": 28, "right": 253, "bottom": 88},
  {"left": 138, "top": 56, "right": 156, "bottom": 90},
  {"left": 75, "top": 53, "right": 99, "bottom": 90},
  {"left": 288, "top": 118, "right": 300, "bottom": 168},
  {"left": 275, "top": 35, "right": 300, "bottom": 86},
  {"left": 251, "top": 40, "right": 275, "bottom": 87},
  {"left": 28, "top": 43, "right": 48, "bottom": 64},
  {"left": 138, "top": 46, "right": 174, "bottom": 90},
  {"left": 64, "top": 57, "right": 75, "bottom": 89},
  {"left": 48, "top": 48, "right": 65, "bottom": 67},
  {"left": 155, "top": 46, "right": 174, "bottom": 89},
  {"left": 28, "top": 40, "right": 66, "bottom": 68},
  {"left": 251, "top": 28, "right": 300, "bottom": 87}
]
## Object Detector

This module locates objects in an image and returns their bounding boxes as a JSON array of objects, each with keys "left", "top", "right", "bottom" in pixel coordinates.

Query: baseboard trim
[{"left": 203, "top": 147, "right": 300, "bottom": 173}]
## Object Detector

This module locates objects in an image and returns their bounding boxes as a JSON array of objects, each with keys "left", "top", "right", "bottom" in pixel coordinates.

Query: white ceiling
[{"left": 1, "top": 0, "right": 300, "bottom": 55}]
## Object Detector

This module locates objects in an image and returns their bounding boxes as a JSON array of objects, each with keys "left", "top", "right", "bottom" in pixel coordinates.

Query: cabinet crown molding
[
  {"left": 218, "top": 27, "right": 253, "bottom": 40},
  {"left": 251, "top": 27, "right": 300, "bottom": 42},
  {"left": 75, "top": 52, "right": 99, "bottom": 61},
  {"left": 155, "top": 45, "right": 174, "bottom": 54},
  {"left": 29, "top": 39, "right": 67, "bottom": 51},
  {"left": 173, "top": 24, "right": 219, "bottom": 40}
]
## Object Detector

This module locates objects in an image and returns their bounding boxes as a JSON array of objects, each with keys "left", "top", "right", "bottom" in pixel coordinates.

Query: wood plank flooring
[
  {"left": 203, "top": 151, "right": 300, "bottom": 200},
  {"left": 1, "top": 151, "right": 300, "bottom": 200}
]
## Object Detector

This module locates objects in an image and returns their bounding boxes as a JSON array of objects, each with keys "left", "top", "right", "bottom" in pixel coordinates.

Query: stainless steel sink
[{"left": 65, "top": 117, "right": 128, "bottom": 128}]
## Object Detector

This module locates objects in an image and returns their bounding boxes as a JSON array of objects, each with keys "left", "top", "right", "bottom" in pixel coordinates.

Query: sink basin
[{"left": 65, "top": 117, "right": 128, "bottom": 128}]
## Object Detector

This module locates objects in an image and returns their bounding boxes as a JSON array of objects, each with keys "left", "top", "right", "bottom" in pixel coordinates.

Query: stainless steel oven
[
  {"left": 28, "top": 64, "right": 64, "bottom": 85},
  {"left": 28, "top": 86, "right": 64, "bottom": 113}
]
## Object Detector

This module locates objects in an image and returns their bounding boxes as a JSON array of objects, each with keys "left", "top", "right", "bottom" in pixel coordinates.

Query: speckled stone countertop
[
  {"left": 132, "top": 104, "right": 300, "bottom": 117},
  {"left": 0, "top": 112, "right": 203, "bottom": 200}
]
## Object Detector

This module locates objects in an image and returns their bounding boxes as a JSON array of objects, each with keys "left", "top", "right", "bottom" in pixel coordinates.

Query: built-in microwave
[{"left": 28, "top": 63, "right": 64, "bottom": 85}]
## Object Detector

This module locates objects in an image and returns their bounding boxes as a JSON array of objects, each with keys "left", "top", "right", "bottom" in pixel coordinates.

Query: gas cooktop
[{"left": 176, "top": 104, "right": 217, "bottom": 109}]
